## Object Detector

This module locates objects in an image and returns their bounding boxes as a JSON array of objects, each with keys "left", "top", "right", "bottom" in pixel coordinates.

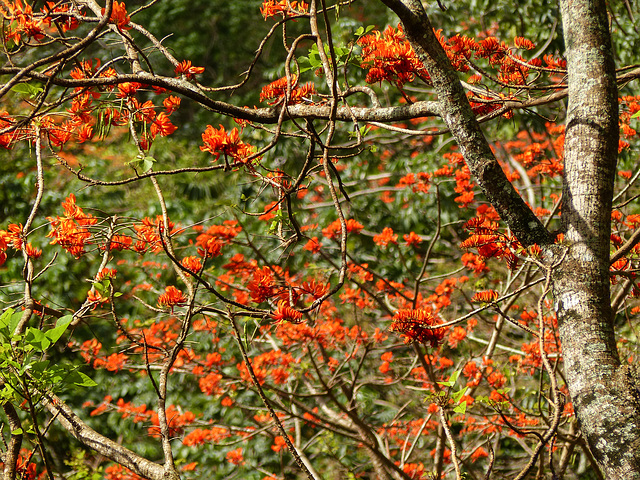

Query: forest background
[{"left": 1, "top": 0, "right": 640, "bottom": 479}]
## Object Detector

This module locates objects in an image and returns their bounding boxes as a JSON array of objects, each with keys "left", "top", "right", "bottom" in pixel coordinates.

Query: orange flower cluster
[
  {"left": 237, "top": 350, "right": 296, "bottom": 385},
  {"left": 272, "top": 300, "right": 303, "bottom": 323},
  {"left": 226, "top": 447, "right": 245, "bottom": 466},
  {"left": 43, "top": 1, "right": 82, "bottom": 32},
  {"left": 133, "top": 215, "right": 177, "bottom": 253},
  {"left": 47, "top": 194, "right": 98, "bottom": 257},
  {"left": 183, "top": 427, "right": 231, "bottom": 446},
  {"left": 200, "top": 124, "right": 254, "bottom": 163},
  {"left": 0, "top": 0, "right": 45, "bottom": 43},
  {"left": 195, "top": 220, "right": 241, "bottom": 258},
  {"left": 175, "top": 60, "right": 204, "bottom": 79},
  {"left": 105, "top": 464, "right": 144, "bottom": 480},
  {"left": 0, "top": 111, "right": 20, "bottom": 148},
  {"left": 247, "top": 266, "right": 289, "bottom": 303},
  {"left": 396, "top": 171, "right": 431, "bottom": 194},
  {"left": 471, "top": 290, "right": 499, "bottom": 303},
  {"left": 259, "top": 75, "right": 316, "bottom": 105},
  {"left": 460, "top": 215, "right": 520, "bottom": 270},
  {"left": 403, "top": 231, "right": 423, "bottom": 247},
  {"left": 101, "top": 1, "right": 131, "bottom": 30},
  {"left": 321, "top": 218, "right": 364, "bottom": 239},
  {"left": 260, "top": 0, "right": 308, "bottom": 19},
  {"left": 373, "top": 227, "right": 398, "bottom": 247},
  {"left": 390, "top": 309, "right": 447, "bottom": 346},
  {"left": 358, "top": 24, "right": 430, "bottom": 86},
  {"left": 158, "top": 285, "right": 187, "bottom": 309}
]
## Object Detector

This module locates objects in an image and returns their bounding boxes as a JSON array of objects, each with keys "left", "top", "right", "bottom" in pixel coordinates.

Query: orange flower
[
  {"left": 6, "top": 223, "right": 24, "bottom": 249},
  {"left": 109, "top": 234, "right": 132, "bottom": 251},
  {"left": 271, "top": 435, "right": 292, "bottom": 453},
  {"left": 513, "top": 37, "right": 535, "bottom": 50},
  {"left": 373, "top": 227, "right": 398, "bottom": 247},
  {"left": 96, "top": 267, "right": 117, "bottom": 281},
  {"left": 87, "top": 289, "right": 108, "bottom": 309},
  {"left": 261, "top": 0, "right": 309, "bottom": 19},
  {"left": 181, "top": 256, "right": 203, "bottom": 273},
  {"left": 272, "top": 300, "right": 303, "bottom": 323},
  {"left": 24, "top": 243, "right": 42, "bottom": 259},
  {"left": 102, "top": 1, "right": 131, "bottom": 30},
  {"left": 358, "top": 24, "right": 430, "bottom": 86},
  {"left": 116, "top": 82, "right": 142, "bottom": 98},
  {"left": 200, "top": 124, "right": 254, "bottom": 163},
  {"left": 403, "top": 231, "right": 423, "bottom": 246},
  {"left": 150, "top": 112, "right": 177, "bottom": 138},
  {"left": 247, "top": 267, "right": 276, "bottom": 303},
  {"left": 175, "top": 60, "right": 204, "bottom": 79},
  {"left": 226, "top": 447, "right": 245, "bottom": 465},
  {"left": 47, "top": 195, "right": 98, "bottom": 257},
  {"left": 158, "top": 286, "right": 186, "bottom": 309},
  {"left": 259, "top": 75, "right": 316, "bottom": 105},
  {"left": 390, "top": 309, "right": 446, "bottom": 346},
  {"left": 303, "top": 236, "right": 321, "bottom": 253},
  {"left": 321, "top": 218, "right": 364, "bottom": 239},
  {"left": 471, "top": 290, "right": 499, "bottom": 303},
  {"left": 163, "top": 96, "right": 181, "bottom": 114}
]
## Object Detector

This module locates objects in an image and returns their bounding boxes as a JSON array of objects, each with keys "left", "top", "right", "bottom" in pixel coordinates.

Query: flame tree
[{"left": 1, "top": 0, "right": 640, "bottom": 479}]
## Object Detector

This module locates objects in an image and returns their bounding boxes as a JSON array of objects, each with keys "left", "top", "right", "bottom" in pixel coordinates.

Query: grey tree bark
[{"left": 380, "top": 0, "right": 640, "bottom": 478}]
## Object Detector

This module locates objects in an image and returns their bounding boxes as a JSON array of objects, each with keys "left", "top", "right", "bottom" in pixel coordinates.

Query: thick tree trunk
[{"left": 552, "top": 0, "right": 640, "bottom": 477}]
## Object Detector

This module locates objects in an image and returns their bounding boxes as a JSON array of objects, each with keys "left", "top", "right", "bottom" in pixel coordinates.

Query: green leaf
[
  {"left": 25, "top": 327, "right": 51, "bottom": 351},
  {"left": 451, "top": 386, "right": 468, "bottom": 403},
  {"left": 437, "top": 370, "right": 460, "bottom": 387},
  {"left": 0, "top": 308, "right": 13, "bottom": 329},
  {"left": 1, "top": 309, "right": 23, "bottom": 336},
  {"left": 66, "top": 370, "right": 98, "bottom": 388},
  {"left": 631, "top": 110, "right": 640, "bottom": 118},
  {"left": 453, "top": 402, "right": 467, "bottom": 415},
  {"left": 11, "top": 82, "right": 43, "bottom": 99},
  {"left": 44, "top": 315, "right": 72, "bottom": 345},
  {"left": 11, "top": 428, "right": 23, "bottom": 435},
  {"left": 30, "top": 360, "right": 50, "bottom": 375},
  {"left": 141, "top": 156, "right": 155, "bottom": 173}
]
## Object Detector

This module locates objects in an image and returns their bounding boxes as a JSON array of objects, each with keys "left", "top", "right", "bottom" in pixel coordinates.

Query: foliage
[{"left": 1, "top": 1, "right": 640, "bottom": 480}]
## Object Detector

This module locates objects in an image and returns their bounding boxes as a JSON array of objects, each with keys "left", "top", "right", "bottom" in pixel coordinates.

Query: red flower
[
  {"left": 272, "top": 300, "right": 303, "bottom": 323},
  {"left": 403, "top": 231, "right": 423, "bottom": 246},
  {"left": 175, "top": 60, "right": 205, "bottom": 79},
  {"left": 150, "top": 112, "right": 177, "bottom": 138},
  {"left": 24, "top": 243, "right": 42, "bottom": 259},
  {"left": 390, "top": 309, "right": 446, "bottom": 346},
  {"left": 158, "top": 286, "right": 187, "bottom": 308},
  {"left": 226, "top": 447, "right": 245, "bottom": 465},
  {"left": 102, "top": 1, "right": 131, "bottom": 30},
  {"left": 303, "top": 236, "right": 321, "bottom": 253},
  {"left": 373, "top": 227, "right": 398, "bottom": 247},
  {"left": 471, "top": 290, "right": 499, "bottom": 303}
]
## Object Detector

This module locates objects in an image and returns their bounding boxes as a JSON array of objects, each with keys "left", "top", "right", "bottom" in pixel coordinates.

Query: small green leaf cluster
[{"left": 0, "top": 309, "right": 96, "bottom": 406}]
